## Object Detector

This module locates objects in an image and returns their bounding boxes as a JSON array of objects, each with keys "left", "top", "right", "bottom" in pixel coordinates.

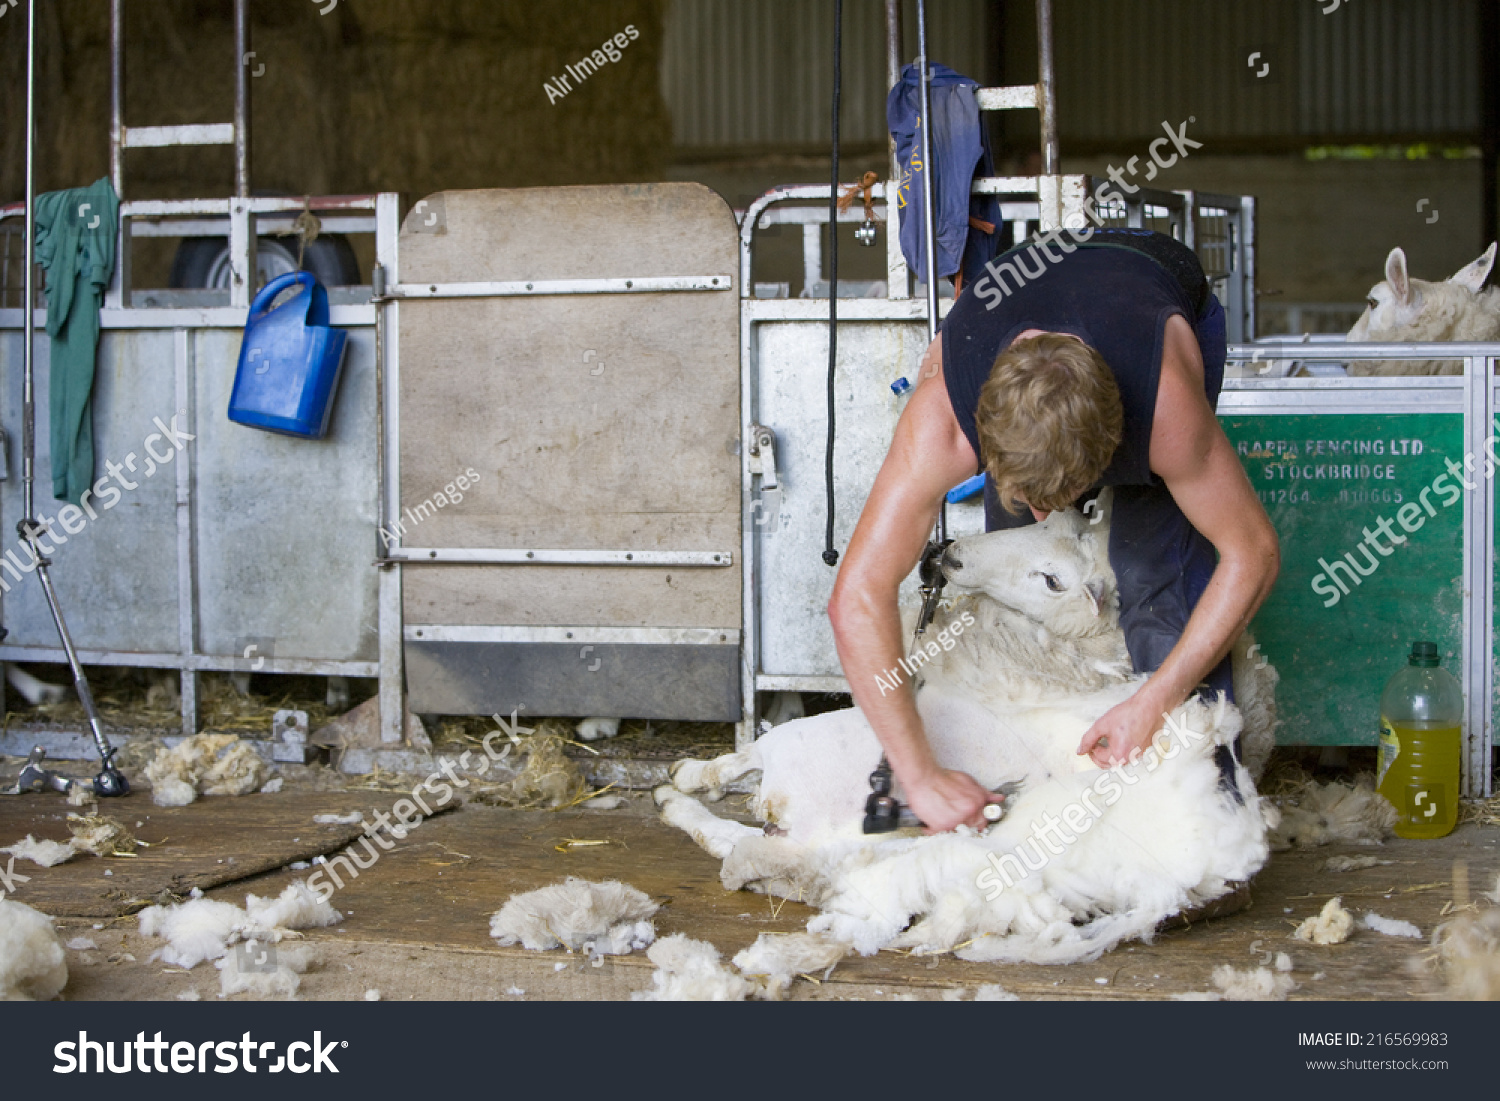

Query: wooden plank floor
[
  {"left": 79, "top": 790, "right": 1492, "bottom": 1001},
  {"left": 0, "top": 789, "right": 426, "bottom": 918}
]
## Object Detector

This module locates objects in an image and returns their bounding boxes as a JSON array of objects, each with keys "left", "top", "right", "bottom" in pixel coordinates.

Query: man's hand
[
  {"left": 1077, "top": 692, "right": 1163, "bottom": 768},
  {"left": 901, "top": 767, "right": 1001, "bottom": 833}
]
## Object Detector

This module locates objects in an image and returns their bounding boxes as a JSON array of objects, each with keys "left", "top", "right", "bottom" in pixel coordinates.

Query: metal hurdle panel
[{"left": 0, "top": 194, "right": 393, "bottom": 747}]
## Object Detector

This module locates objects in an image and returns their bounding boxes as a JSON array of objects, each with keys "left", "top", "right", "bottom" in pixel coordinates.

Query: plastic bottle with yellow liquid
[{"left": 1376, "top": 640, "right": 1463, "bottom": 839}]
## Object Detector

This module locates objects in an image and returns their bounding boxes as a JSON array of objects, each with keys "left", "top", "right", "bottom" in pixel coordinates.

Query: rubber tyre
[{"left": 168, "top": 234, "right": 361, "bottom": 290}]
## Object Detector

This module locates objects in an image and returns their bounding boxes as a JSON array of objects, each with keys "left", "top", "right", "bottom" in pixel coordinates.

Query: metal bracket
[
  {"left": 271, "top": 709, "right": 319, "bottom": 764},
  {"left": 747, "top": 423, "right": 780, "bottom": 490},
  {"left": 4, "top": 746, "right": 86, "bottom": 798}
]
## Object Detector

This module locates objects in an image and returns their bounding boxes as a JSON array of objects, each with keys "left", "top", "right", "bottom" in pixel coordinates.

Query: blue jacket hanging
[{"left": 886, "top": 62, "right": 1000, "bottom": 290}]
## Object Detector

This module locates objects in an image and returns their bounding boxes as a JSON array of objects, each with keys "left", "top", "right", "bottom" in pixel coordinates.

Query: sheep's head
[
  {"left": 940, "top": 506, "right": 1117, "bottom": 637},
  {"left": 1348, "top": 243, "right": 1498, "bottom": 343}
]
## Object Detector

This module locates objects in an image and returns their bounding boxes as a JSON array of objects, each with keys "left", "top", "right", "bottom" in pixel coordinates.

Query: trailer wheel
[{"left": 169, "top": 234, "right": 361, "bottom": 290}]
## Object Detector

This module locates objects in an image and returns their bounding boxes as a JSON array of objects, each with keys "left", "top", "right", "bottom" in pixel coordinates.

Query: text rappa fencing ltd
[
  {"left": 973, "top": 710, "right": 1207, "bottom": 900},
  {"left": 970, "top": 117, "right": 1203, "bottom": 312},
  {"left": 0, "top": 411, "right": 194, "bottom": 594},
  {"left": 304, "top": 710, "right": 527, "bottom": 901},
  {"left": 1308, "top": 431, "right": 1499, "bottom": 609}
]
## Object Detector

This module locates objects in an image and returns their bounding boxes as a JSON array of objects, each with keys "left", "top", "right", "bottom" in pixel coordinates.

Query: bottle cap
[{"left": 1409, "top": 640, "right": 1440, "bottom": 667}]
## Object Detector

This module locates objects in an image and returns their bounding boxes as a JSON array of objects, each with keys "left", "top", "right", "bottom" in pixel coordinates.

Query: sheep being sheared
[
  {"left": 656, "top": 495, "right": 1278, "bottom": 963},
  {"left": 1347, "top": 243, "right": 1500, "bottom": 376}
]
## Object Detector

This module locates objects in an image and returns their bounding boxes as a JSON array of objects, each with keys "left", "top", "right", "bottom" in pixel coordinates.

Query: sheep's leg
[
  {"left": 761, "top": 691, "right": 805, "bottom": 727},
  {"left": 668, "top": 748, "right": 759, "bottom": 801},
  {"left": 4, "top": 663, "right": 67, "bottom": 706},
  {"left": 653, "top": 786, "right": 761, "bottom": 860},
  {"left": 575, "top": 717, "right": 622, "bottom": 742}
]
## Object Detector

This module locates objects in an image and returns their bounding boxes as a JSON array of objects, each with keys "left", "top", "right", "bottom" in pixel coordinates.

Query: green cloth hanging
[{"left": 32, "top": 177, "right": 119, "bottom": 506}]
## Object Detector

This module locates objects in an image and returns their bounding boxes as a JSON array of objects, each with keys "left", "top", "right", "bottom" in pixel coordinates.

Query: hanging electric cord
[{"left": 821, "top": 0, "right": 843, "bottom": 568}]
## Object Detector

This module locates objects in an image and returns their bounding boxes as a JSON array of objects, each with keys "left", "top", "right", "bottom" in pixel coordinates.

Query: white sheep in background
[
  {"left": 656, "top": 494, "right": 1278, "bottom": 964},
  {"left": 1347, "top": 243, "right": 1500, "bottom": 375}
]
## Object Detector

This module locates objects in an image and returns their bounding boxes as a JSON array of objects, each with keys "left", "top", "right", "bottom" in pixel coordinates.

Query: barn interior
[{"left": 0, "top": 0, "right": 1497, "bottom": 1005}]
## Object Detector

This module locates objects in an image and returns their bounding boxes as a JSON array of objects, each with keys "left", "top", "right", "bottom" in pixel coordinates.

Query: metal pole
[
  {"left": 18, "top": 0, "right": 129, "bottom": 797},
  {"left": 109, "top": 0, "right": 124, "bottom": 200},
  {"left": 915, "top": 0, "right": 946, "bottom": 542},
  {"left": 885, "top": 0, "right": 903, "bottom": 189},
  {"left": 233, "top": 0, "right": 250, "bottom": 199},
  {"left": 23, "top": 0, "right": 37, "bottom": 527},
  {"left": 915, "top": 0, "right": 939, "bottom": 344},
  {"left": 1036, "top": 0, "right": 1059, "bottom": 175}
]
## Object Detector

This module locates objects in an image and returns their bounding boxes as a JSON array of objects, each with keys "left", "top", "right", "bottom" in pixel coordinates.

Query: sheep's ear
[
  {"left": 1385, "top": 247, "right": 1411, "bottom": 304},
  {"left": 1448, "top": 242, "right": 1497, "bottom": 294}
]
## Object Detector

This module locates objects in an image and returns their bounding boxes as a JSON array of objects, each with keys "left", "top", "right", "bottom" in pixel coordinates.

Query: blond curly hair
[{"left": 975, "top": 333, "right": 1124, "bottom": 514}]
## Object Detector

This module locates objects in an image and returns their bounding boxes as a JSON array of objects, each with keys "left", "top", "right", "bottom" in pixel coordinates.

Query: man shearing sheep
[{"left": 828, "top": 228, "right": 1281, "bottom": 834}]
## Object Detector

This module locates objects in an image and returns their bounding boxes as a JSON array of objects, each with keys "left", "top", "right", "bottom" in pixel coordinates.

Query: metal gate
[{"left": 384, "top": 184, "right": 743, "bottom": 730}]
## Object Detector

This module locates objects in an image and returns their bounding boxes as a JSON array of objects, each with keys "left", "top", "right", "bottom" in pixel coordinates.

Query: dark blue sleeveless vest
[{"left": 941, "top": 229, "right": 1216, "bottom": 487}]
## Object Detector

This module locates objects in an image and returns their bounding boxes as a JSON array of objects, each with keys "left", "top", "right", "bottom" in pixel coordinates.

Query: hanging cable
[{"left": 821, "top": 0, "right": 843, "bottom": 568}]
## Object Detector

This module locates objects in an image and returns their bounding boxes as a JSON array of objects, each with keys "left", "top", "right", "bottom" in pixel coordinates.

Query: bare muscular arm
[
  {"left": 827, "top": 337, "right": 999, "bottom": 831},
  {"left": 1078, "top": 314, "right": 1281, "bottom": 765}
]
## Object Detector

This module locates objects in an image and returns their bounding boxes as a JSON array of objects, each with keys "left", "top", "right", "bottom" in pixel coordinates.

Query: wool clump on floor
[
  {"left": 629, "top": 932, "right": 853, "bottom": 1002},
  {"left": 731, "top": 932, "right": 848, "bottom": 1000},
  {"left": 138, "top": 879, "right": 343, "bottom": 990},
  {"left": 1430, "top": 907, "right": 1500, "bottom": 999},
  {"left": 3, "top": 834, "right": 78, "bottom": 867},
  {"left": 0, "top": 898, "right": 68, "bottom": 1001},
  {"left": 1323, "top": 854, "right": 1393, "bottom": 873},
  {"left": 143, "top": 733, "right": 269, "bottom": 807},
  {"left": 1364, "top": 912, "right": 1422, "bottom": 939},
  {"left": 1177, "top": 965, "right": 1296, "bottom": 1001},
  {"left": 215, "top": 939, "right": 319, "bottom": 999},
  {"left": 1267, "top": 775, "right": 1397, "bottom": 850},
  {"left": 467, "top": 718, "right": 598, "bottom": 809},
  {"left": 314, "top": 812, "right": 363, "bottom": 825},
  {"left": 489, "top": 878, "right": 657, "bottom": 957},
  {"left": 1294, "top": 897, "right": 1354, "bottom": 944},
  {"left": 66, "top": 813, "right": 137, "bottom": 857},
  {"left": 631, "top": 935, "right": 755, "bottom": 1001}
]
